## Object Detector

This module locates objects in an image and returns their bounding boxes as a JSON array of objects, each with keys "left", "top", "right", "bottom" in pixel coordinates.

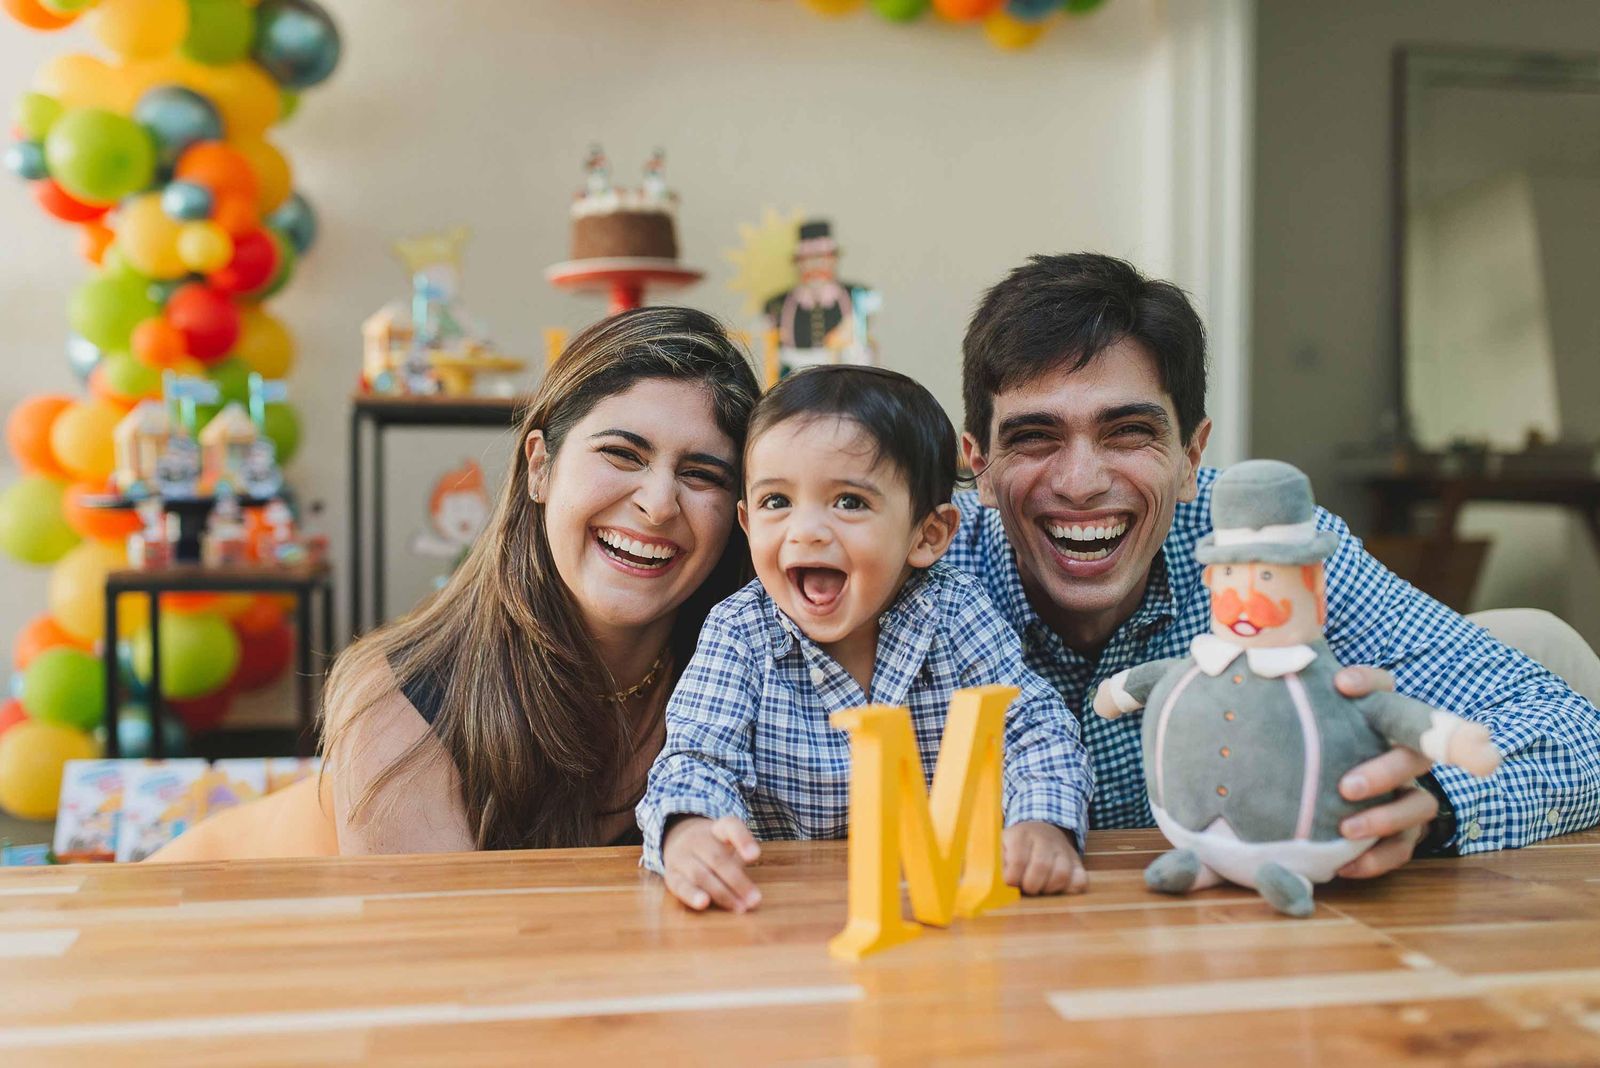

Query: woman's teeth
[
  {"left": 1046, "top": 519, "right": 1129, "bottom": 561},
  {"left": 595, "top": 528, "right": 678, "bottom": 568}
]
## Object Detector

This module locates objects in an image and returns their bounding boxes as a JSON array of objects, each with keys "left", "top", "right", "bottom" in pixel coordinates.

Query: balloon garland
[
  {"left": 0, "top": 0, "right": 340, "bottom": 819},
  {"left": 798, "top": 0, "right": 1108, "bottom": 50}
]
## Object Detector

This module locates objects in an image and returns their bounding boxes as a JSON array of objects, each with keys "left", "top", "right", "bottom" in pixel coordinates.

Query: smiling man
[{"left": 945, "top": 252, "right": 1600, "bottom": 873}]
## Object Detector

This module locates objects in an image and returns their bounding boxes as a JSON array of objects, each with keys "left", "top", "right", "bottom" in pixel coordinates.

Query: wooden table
[{"left": 2, "top": 828, "right": 1598, "bottom": 1065}]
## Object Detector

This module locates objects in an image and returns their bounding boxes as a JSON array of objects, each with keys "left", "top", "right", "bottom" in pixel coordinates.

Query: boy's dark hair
[
  {"left": 747, "top": 365, "right": 956, "bottom": 522},
  {"left": 961, "top": 253, "right": 1208, "bottom": 449}
]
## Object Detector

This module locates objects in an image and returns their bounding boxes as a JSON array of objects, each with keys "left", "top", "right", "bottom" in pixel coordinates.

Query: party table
[{"left": 1, "top": 828, "right": 1598, "bottom": 1065}]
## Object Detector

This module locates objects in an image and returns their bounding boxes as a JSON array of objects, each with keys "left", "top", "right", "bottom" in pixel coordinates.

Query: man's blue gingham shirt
[
  {"left": 636, "top": 563, "right": 1093, "bottom": 873},
  {"left": 945, "top": 468, "right": 1600, "bottom": 854}
]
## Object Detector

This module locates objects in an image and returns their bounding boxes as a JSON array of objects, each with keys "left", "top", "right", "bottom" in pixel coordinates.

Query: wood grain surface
[{"left": 1, "top": 828, "right": 1598, "bottom": 1066}]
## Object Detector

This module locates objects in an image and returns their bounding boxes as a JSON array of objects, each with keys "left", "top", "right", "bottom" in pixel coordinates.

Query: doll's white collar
[{"left": 1190, "top": 633, "right": 1318, "bottom": 679}]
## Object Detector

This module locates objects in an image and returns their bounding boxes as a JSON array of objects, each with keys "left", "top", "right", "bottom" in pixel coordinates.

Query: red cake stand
[{"left": 545, "top": 257, "right": 705, "bottom": 315}]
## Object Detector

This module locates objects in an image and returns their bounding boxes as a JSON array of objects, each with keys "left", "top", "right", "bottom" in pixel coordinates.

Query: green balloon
[
  {"left": 183, "top": 0, "right": 258, "bottom": 65},
  {"left": 132, "top": 612, "right": 240, "bottom": 701},
  {"left": 871, "top": 0, "right": 929, "bottom": 20},
  {"left": 279, "top": 89, "right": 300, "bottom": 123},
  {"left": 44, "top": 108, "right": 157, "bottom": 206},
  {"left": 40, "top": 0, "right": 98, "bottom": 11},
  {"left": 101, "top": 352, "right": 163, "bottom": 401},
  {"left": 207, "top": 356, "right": 253, "bottom": 406},
  {"left": 261, "top": 402, "right": 300, "bottom": 464},
  {"left": 21, "top": 647, "right": 106, "bottom": 732},
  {"left": 14, "top": 92, "right": 64, "bottom": 143},
  {"left": 1063, "top": 0, "right": 1106, "bottom": 11},
  {"left": 70, "top": 270, "right": 161, "bottom": 352},
  {"left": 0, "top": 477, "right": 80, "bottom": 566}
]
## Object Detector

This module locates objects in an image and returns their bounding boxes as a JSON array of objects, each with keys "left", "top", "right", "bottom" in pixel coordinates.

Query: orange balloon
[
  {"left": 212, "top": 192, "right": 259, "bottom": 236},
  {"left": 80, "top": 220, "right": 115, "bottom": 266},
  {"left": 934, "top": 0, "right": 1002, "bottom": 18},
  {"left": 6, "top": 394, "right": 73, "bottom": 478},
  {"left": 4, "top": 0, "right": 76, "bottom": 30},
  {"left": 175, "top": 142, "right": 260, "bottom": 207},
  {"left": 161, "top": 592, "right": 222, "bottom": 614},
  {"left": 231, "top": 138, "right": 291, "bottom": 214},
  {"left": 86, "top": 367, "right": 139, "bottom": 413},
  {"left": 63, "top": 481, "right": 142, "bottom": 541},
  {"left": 12, "top": 613, "right": 90, "bottom": 673},
  {"left": 131, "top": 317, "right": 188, "bottom": 369}
]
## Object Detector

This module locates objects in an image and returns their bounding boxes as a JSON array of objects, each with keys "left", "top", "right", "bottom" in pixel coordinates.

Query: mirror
[{"left": 1398, "top": 45, "right": 1600, "bottom": 459}]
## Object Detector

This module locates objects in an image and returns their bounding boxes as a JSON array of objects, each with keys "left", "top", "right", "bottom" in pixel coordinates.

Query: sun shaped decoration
[{"left": 724, "top": 207, "right": 806, "bottom": 315}]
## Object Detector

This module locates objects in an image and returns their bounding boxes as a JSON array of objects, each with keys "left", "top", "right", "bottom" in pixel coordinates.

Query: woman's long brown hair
[{"left": 321, "top": 307, "right": 760, "bottom": 849}]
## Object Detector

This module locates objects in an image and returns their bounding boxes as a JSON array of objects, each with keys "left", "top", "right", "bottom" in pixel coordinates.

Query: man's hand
[
  {"left": 660, "top": 815, "right": 763, "bottom": 913},
  {"left": 1092, "top": 682, "right": 1128, "bottom": 721},
  {"left": 1333, "top": 665, "right": 1436, "bottom": 879},
  {"left": 1002, "top": 821, "right": 1088, "bottom": 895}
]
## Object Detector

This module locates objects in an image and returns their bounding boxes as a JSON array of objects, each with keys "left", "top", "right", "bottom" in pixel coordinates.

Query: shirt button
[
  {"left": 809, "top": 666, "right": 826, "bottom": 687},
  {"left": 1232, "top": 675, "right": 1244, "bottom": 685},
  {"left": 1465, "top": 820, "right": 1482, "bottom": 841},
  {"left": 1546, "top": 809, "right": 1561, "bottom": 825}
]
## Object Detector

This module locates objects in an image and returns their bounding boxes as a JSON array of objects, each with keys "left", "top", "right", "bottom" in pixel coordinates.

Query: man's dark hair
[
  {"left": 748, "top": 365, "right": 956, "bottom": 522},
  {"left": 961, "top": 253, "right": 1208, "bottom": 449}
]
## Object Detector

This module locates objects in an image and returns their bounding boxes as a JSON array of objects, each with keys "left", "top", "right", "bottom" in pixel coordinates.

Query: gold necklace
[{"left": 603, "top": 651, "right": 666, "bottom": 703}]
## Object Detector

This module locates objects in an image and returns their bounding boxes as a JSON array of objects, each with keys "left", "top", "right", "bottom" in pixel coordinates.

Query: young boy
[{"left": 636, "top": 366, "right": 1093, "bottom": 912}]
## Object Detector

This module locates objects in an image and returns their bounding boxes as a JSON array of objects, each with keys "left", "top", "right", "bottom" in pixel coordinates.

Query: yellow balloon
[
  {"left": 0, "top": 720, "right": 99, "bottom": 821},
  {"left": 234, "top": 307, "right": 295, "bottom": 378},
  {"left": 34, "top": 53, "right": 123, "bottom": 112},
  {"left": 115, "top": 194, "right": 187, "bottom": 280},
  {"left": 177, "top": 221, "right": 234, "bottom": 273},
  {"left": 48, "top": 398, "right": 121, "bottom": 483},
  {"left": 803, "top": 0, "right": 865, "bottom": 13},
  {"left": 180, "top": 60, "right": 282, "bottom": 139},
  {"left": 984, "top": 10, "right": 1048, "bottom": 49},
  {"left": 232, "top": 138, "right": 292, "bottom": 213},
  {"left": 48, "top": 537, "right": 146, "bottom": 644},
  {"left": 91, "top": 0, "right": 189, "bottom": 60}
]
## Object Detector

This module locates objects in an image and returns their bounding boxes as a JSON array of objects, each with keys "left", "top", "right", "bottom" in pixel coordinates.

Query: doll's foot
[
  {"left": 1255, "top": 862, "right": 1314, "bottom": 917},
  {"left": 1145, "top": 849, "right": 1202, "bottom": 894}
]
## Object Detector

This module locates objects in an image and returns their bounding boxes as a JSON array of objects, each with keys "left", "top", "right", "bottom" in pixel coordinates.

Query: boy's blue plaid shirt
[
  {"left": 636, "top": 563, "right": 1093, "bottom": 872},
  {"left": 944, "top": 467, "right": 1600, "bottom": 852}
]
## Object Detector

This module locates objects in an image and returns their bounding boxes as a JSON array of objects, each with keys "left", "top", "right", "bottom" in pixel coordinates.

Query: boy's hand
[
  {"left": 660, "top": 815, "right": 763, "bottom": 913},
  {"left": 1002, "top": 821, "right": 1088, "bottom": 895}
]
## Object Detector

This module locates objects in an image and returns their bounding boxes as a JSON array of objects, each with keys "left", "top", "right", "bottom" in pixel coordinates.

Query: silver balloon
[
  {"left": 265, "top": 191, "right": 317, "bottom": 254},
  {"left": 133, "top": 86, "right": 224, "bottom": 172},
  {"left": 66, "top": 334, "right": 103, "bottom": 383},
  {"left": 253, "top": 0, "right": 342, "bottom": 90}
]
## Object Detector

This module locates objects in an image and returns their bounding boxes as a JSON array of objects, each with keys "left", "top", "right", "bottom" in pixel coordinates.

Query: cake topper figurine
[
  {"left": 1092, "top": 460, "right": 1502, "bottom": 917},
  {"left": 584, "top": 143, "right": 611, "bottom": 196},
  {"left": 642, "top": 147, "right": 668, "bottom": 202}
]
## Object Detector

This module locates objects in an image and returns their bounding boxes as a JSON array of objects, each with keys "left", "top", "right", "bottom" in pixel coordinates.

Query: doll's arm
[
  {"left": 1094, "top": 657, "right": 1188, "bottom": 720},
  {"left": 1356, "top": 691, "right": 1502, "bottom": 779}
]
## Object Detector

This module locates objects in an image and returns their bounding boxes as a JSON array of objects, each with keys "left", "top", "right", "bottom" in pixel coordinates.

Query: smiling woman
[{"left": 147, "top": 309, "right": 759, "bottom": 861}]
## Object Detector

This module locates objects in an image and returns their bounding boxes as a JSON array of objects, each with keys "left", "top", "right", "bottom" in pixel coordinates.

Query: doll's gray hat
[{"left": 1194, "top": 460, "right": 1340, "bottom": 566}]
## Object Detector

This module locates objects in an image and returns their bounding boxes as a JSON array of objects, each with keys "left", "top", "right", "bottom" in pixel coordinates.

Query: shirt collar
[{"left": 1189, "top": 632, "right": 1318, "bottom": 678}]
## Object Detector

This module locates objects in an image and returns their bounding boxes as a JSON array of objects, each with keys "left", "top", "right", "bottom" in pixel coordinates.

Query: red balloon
[
  {"left": 232, "top": 619, "right": 293, "bottom": 691},
  {"left": 209, "top": 230, "right": 278, "bottom": 295},
  {"left": 934, "top": 0, "right": 1003, "bottom": 17},
  {"left": 33, "top": 179, "right": 109, "bottom": 223},
  {"left": 165, "top": 284, "right": 240, "bottom": 362},
  {"left": 168, "top": 684, "right": 236, "bottom": 734},
  {"left": 0, "top": 699, "right": 28, "bottom": 738},
  {"left": 12, "top": 613, "right": 89, "bottom": 672}
]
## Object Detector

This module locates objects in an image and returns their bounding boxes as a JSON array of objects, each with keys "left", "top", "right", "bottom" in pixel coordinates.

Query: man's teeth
[
  {"left": 1046, "top": 519, "right": 1128, "bottom": 542},
  {"left": 596, "top": 529, "right": 678, "bottom": 562}
]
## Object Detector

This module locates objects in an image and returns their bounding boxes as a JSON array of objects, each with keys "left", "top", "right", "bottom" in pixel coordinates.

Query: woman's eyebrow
[
  {"left": 589, "top": 429, "right": 652, "bottom": 450},
  {"left": 683, "top": 452, "right": 736, "bottom": 476}
]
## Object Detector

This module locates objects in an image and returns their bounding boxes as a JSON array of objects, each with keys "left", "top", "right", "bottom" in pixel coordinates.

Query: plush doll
[{"left": 1092, "top": 460, "right": 1501, "bottom": 916}]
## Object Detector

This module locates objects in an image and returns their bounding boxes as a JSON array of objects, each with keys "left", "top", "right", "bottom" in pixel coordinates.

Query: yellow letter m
[{"left": 827, "top": 684, "right": 1020, "bottom": 962}]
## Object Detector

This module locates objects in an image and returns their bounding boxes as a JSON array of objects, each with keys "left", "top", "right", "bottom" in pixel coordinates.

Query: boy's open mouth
[
  {"left": 787, "top": 566, "right": 848, "bottom": 611},
  {"left": 1044, "top": 517, "right": 1131, "bottom": 562}
]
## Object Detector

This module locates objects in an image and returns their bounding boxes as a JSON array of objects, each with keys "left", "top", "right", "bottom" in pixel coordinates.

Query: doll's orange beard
[{"left": 1211, "top": 586, "right": 1293, "bottom": 637}]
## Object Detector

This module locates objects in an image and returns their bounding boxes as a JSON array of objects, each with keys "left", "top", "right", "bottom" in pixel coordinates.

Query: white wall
[
  {"left": 4, "top": 0, "right": 1225, "bottom": 658},
  {"left": 1252, "top": 0, "right": 1600, "bottom": 645}
]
